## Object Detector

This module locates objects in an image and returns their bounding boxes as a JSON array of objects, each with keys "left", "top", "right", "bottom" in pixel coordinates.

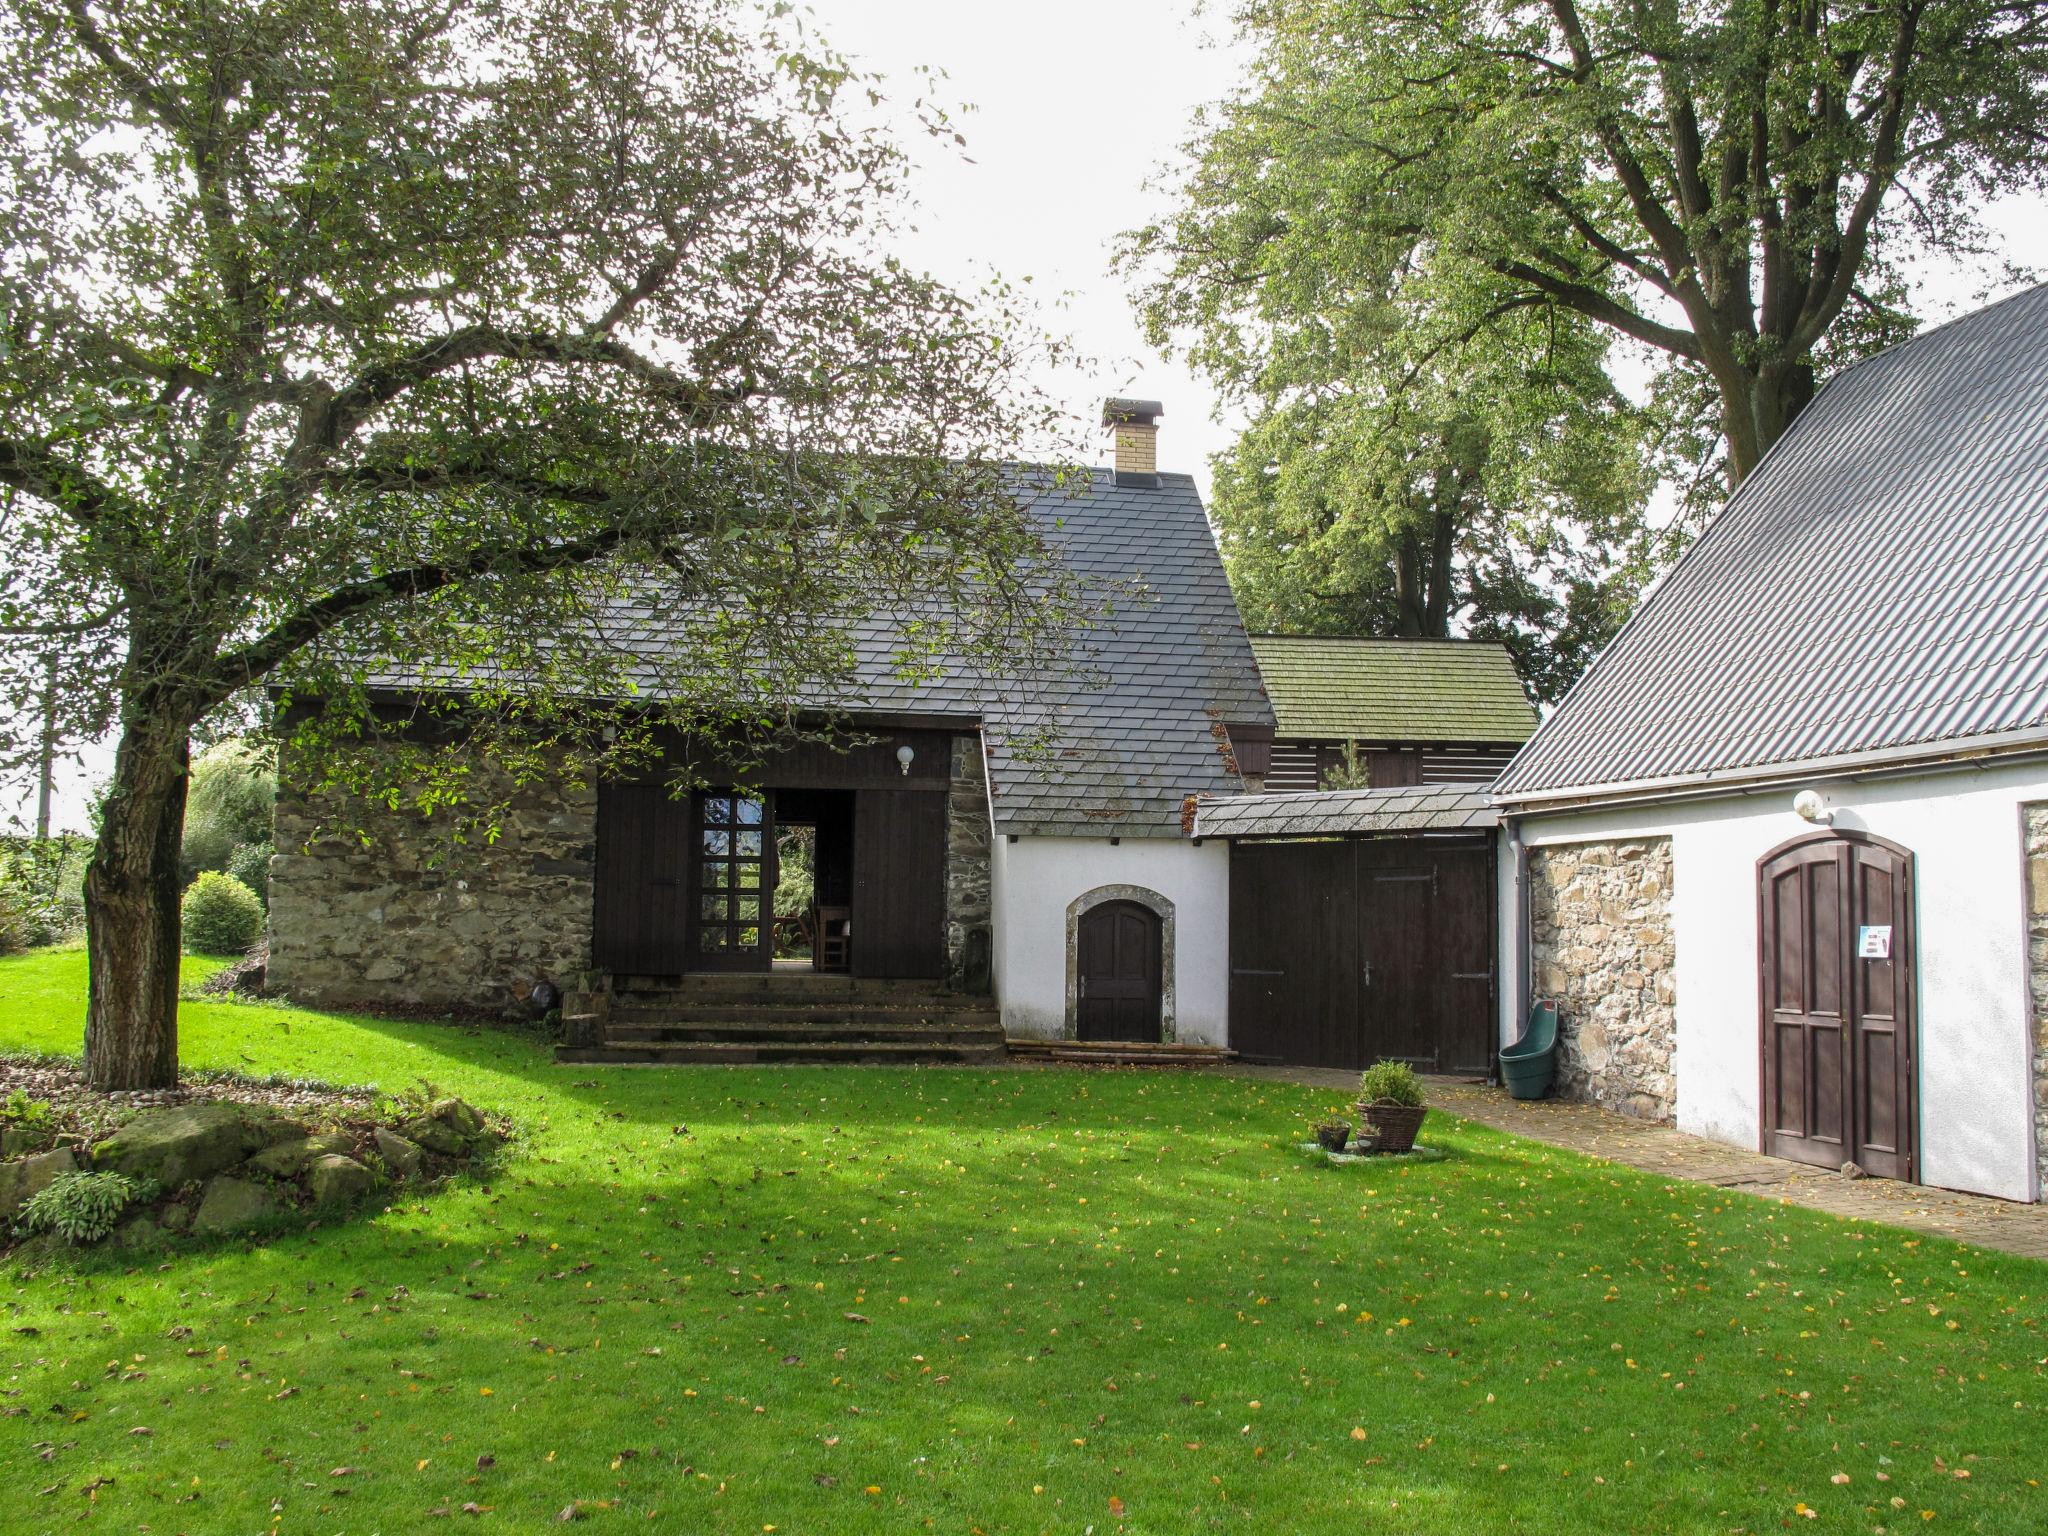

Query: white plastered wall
[
  {"left": 990, "top": 835, "right": 1232, "bottom": 1045},
  {"left": 1497, "top": 760, "right": 2048, "bottom": 1203}
]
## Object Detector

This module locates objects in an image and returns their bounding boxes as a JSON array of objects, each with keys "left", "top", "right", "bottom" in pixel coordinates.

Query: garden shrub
[
  {"left": 182, "top": 871, "right": 265, "bottom": 954},
  {"left": 0, "top": 835, "right": 88, "bottom": 952},
  {"left": 227, "top": 840, "right": 274, "bottom": 907},
  {"left": 1357, "top": 1059, "right": 1425, "bottom": 1106},
  {"left": 16, "top": 1171, "right": 156, "bottom": 1244},
  {"left": 182, "top": 740, "right": 276, "bottom": 879}
]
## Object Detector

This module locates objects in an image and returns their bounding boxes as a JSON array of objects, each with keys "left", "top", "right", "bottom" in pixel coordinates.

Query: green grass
[{"left": 1, "top": 949, "right": 2044, "bottom": 1534}]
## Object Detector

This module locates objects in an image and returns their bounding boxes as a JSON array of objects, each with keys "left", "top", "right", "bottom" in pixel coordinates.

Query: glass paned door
[{"left": 689, "top": 792, "right": 775, "bottom": 970}]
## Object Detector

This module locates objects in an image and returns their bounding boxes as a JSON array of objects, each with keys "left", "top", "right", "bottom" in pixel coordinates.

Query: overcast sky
[{"left": 7, "top": 1, "right": 2042, "bottom": 832}]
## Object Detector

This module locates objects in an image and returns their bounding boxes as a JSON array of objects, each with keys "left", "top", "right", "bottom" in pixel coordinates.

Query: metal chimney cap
[{"left": 1102, "top": 398, "right": 1164, "bottom": 427}]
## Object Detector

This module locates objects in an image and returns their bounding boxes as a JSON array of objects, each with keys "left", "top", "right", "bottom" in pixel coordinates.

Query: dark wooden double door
[
  {"left": 1758, "top": 833, "right": 1915, "bottom": 1180},
  {"left": 593, "top": 784, "right": 946, "bottom": 978},
  {"left": 1228, "top": 835, "right": 1493, "bottom": 1073}
]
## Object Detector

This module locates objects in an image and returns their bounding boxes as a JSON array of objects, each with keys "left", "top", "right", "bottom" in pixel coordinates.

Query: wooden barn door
[
  {"left": 851, "top": 789, "right": 947, "bottom": 979},
  {"left": 1076, "top": 901, "right": 1162, "bottom": 1041},
  {"left": 593, "top": 784, "right": 695, "bottom": 974},
  {"left": 1229, "top": 836, "right": 1493, "bottom": 1072},
  {"left": 1759, "top": 834, "right": 1915, "bottom": 1180}
]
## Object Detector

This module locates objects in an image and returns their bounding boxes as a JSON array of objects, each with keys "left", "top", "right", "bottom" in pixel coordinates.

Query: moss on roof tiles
[{"left": 1247, "top": 635, "right": 1537, "bottom": 744}]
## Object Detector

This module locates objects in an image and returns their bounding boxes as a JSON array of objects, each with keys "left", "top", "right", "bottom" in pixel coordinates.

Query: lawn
[{"left": 2, "top": 950, "right": 2044, "bottom": 1534}]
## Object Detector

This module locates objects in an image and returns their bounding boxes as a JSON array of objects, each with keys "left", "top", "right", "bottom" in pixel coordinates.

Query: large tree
[
  {"left": 1134, "top": 0, "right": 2048, "bottom": 485},
  {"left": 0, "top": 0, "right": 1074, "bottom": 1088}
]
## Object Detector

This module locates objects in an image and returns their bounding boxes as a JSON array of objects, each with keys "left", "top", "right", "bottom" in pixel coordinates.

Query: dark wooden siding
[
  {"left": 1266, "top": 738, "right": 1518, "bottom": 791},
  {"left": 851, "top": 789, "right": 947, "bottom": 979}
]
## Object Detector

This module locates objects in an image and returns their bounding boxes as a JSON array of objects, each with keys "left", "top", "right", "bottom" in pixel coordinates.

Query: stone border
[{"left": 1062, "top": 884, "right": 1175, "bottom": 1042}]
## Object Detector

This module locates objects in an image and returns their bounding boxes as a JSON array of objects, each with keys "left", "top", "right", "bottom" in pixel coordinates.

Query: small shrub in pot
[{"left": 1355, "top": 1060, "right": 1428, "bottom": 1152}]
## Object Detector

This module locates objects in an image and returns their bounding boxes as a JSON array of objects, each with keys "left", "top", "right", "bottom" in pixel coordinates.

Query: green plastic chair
[{"left": 1500, "top": 1000, "right": 1559, "bottom": 1100}]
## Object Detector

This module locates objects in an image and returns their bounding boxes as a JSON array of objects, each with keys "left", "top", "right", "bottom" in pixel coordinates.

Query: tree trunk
[
  {"left": 83, "top": 719, "right": 191, "bottom": 1090},
  {"left": 1725, "top": 361, "right": 1819, "bottom": 486}
]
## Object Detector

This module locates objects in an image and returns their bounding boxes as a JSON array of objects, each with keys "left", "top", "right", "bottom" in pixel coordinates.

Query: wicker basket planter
[
  {"left": 1314, "top": 1122, "right": 1352, "bottom": 1154},
  {"left": 1354, "top": 1101, "right": 1428, "bottom": 1154}
]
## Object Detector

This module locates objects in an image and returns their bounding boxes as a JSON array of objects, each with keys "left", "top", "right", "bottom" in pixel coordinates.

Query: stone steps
[
  {"left": 601, "top": 1021, "right": 1004, "bottom": 1046},
  {"left": 607, "top": 1002, "right": 999, "bottom": 1027},
  {"left": 556, "top": 1038, "right": 1008, "bottom": 1067}
]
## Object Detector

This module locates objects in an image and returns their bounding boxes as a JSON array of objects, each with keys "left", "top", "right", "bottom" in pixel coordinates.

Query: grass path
[{"left": 2, "top": 948, "right": 2044, "bottom": 1533}]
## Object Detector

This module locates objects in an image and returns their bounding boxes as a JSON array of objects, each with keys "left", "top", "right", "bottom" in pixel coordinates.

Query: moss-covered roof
[{"left": 1247, "top": 635, "right": 1537, "bottom": 745}]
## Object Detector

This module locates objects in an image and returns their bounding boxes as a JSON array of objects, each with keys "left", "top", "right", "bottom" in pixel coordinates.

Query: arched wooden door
[
  {"left": 1076, "top": 901, "right": 1162, "bottom": 1042},
  {"left": 1758, "top": 832, "right": 1915, "bottom": 1180}
]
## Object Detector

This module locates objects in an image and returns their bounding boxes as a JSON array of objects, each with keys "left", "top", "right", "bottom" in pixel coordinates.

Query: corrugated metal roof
[
  {"left": 367, "top": 468, "right": 1273, "bottom": 837},
  {"left": 1194, "top": 784, "right": 1498, "bottom": 838},
  {"left": 1247, "top": 635, "right": 1536, "bottom": 743},
  {"left": 1495, "top": 282, "right": 2048, "bottom": 803}
]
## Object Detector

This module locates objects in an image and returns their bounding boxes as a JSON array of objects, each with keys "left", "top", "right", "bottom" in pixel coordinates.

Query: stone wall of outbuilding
[
  {"left": 2025, "top": 806, "right": 2048, "bottom": 1199},
  {"left": 267, "top": 753, "right": 597, "bottom": 1014},
  {"left": 1528, "top": 836, "right": 1677, "bottom": 1122},
  {"left": 944, "top": 735, "right": 994, "bottom": 992}
]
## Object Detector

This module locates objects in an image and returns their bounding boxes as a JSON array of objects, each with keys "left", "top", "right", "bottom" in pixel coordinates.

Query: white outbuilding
[{"left": 1493, "top": 285, "right": 2048, "bottom": 1203}]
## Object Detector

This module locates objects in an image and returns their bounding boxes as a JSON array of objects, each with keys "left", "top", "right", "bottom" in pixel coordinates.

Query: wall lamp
[
  {"left": 1792, "top": 788, "right": 1833, "bottom": 825},
  {"left": 896, "top": 743, "right": 915, "bottom": 776}
]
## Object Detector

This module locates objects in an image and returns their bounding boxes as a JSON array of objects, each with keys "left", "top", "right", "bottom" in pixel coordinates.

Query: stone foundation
[
  {"left": 945, "top": 735, "right": 993, "bottom": 992},
  {"left": 2026, "top": 807, "right": 2048, "bottom": 1197},
  {"left": 1529, "top": 837, "right": 1676, "bottom": 1122},
  {"left": 267, "top": 754, "right": 596, "bottom": 1014}
]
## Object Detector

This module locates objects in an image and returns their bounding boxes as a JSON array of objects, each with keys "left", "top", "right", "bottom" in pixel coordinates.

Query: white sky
[{"left": 8, "top": 0, "right": 2043, "bottom": 833}]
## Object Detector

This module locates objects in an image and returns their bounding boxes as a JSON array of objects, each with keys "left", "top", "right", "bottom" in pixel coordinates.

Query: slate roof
[
  {"left": 1194, "top": 784, "right": 1498, "bottom": 839},
  {"left": 1247, "top": 635, "right": 1536, "bottom": 744},
  {"left": 368, "top": 467, "right": 1273, "bottom": 837},
  {"left": 1495, "top": 282, "right": 2048, "bottom": 805}
]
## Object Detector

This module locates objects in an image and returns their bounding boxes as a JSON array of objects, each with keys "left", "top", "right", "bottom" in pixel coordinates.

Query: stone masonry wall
[
  {"left": 1529, "top": 837, "right": 1677, "bottom": 1122},
  {"left": 267, "top": 753, "right": 597, "bottom": 1013},
  {"left": 945, "top": 734, "right": 994, "bottom": 992},
  {"left": 2025, "top": 806, "right": 2048, "bottom": 1198}
]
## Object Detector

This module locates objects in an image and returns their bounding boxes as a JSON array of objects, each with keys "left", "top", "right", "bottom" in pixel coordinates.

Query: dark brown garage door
[
  {"left": 1758, "top": 832, "right": 1915, "bottom": 1180},
  {"left": 1228, "top": 834, "right": 1494, "bottom": 1073}
]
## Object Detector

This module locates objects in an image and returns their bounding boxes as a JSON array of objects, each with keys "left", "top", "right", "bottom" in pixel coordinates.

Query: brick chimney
[{"left": 1103, "top": 398, "right": 1163, "bottom": 487}]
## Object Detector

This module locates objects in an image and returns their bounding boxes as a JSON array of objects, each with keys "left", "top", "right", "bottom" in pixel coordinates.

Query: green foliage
[
  {"left": 0, "top": 836, "right": 87, "bottom": 953},
  {"left": 180, "top": 872, "right": 264, "bottom": 956},
  {"left": 1131, "top": 0, "right": 2048, "bottom": 496},
  {"left": 181, "top": 742, "right": 276, "bottom": 881},
  {"left": 226, "top": 841, "right": 274, "bottom": 909},
  {"left": 0, "top": 1089, "right": 56, "bottom": 1148},
  {"left": 1357, "top": 1059, "right": 1425, "bottom": 1107},
  {"left": 16, "top": 1170, "right": 156, "bottom": 1244},
  {"left": 773, "top": 828, "right": 815, "bottom": 920},
  {"left": 1321, "top": 741, "right": 1371, "bottom": 791}
]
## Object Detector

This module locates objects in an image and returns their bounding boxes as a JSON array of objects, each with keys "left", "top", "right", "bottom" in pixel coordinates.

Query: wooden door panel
[
  {"left": 851, "top": 789, "right": 946, "bottom": 979},
  {"left": 687, "top": 792, "right": 775, "bottom": 972},
  {"left": 1759, "top": 834, "right": 1915, "bottom": 1180},
  {"left": 1077, "top": 901, "right": 1161, "bottom": 1042},
  {"left": 1358, "top": 866, "right": 1434, "bottom": 1066},
  {"left": 1228, "top": 841, "right": 1356, "bottom": 1067},
  {"left": 593, "top": 784, "right": 694, "bottom": 974},
  {"left": 1432, "top": 847, "right": 1497, "bottom": 1075}
]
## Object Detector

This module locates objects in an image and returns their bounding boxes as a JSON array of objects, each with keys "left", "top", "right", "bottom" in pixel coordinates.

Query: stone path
[{"left": 1223, "top": 1065, "right": 2048, "bottom": 1263}]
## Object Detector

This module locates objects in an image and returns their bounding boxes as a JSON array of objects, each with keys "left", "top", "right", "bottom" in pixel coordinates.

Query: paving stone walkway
[{"left": 1223, "top": 1064, "right": 2048, "bottom": 1263}]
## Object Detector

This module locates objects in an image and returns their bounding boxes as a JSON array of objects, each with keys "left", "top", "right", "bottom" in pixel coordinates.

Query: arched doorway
[
  {"left": 1075, "top": 900, "right": 1163, "bottom": 1042},
  {"left": 1758, "top": 831, "right": 1916, "bottom": 1180}
]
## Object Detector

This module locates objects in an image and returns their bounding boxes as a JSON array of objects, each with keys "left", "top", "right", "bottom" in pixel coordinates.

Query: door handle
[{"left": 1361, "top": 960, "right": 1372, "bottom": 987}]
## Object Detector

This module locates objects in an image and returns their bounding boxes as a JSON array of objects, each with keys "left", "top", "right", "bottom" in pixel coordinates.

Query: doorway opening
[{"left": 772, "top": 789, "right": 854, "bottom": 972}]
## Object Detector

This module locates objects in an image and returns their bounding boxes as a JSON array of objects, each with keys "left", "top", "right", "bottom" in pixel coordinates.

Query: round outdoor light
[
  {"left": 896, "top": 743, "right": 915, "bottom": 776},
  {"left": 1792, "top": 788, "right": 1832, "bottom": 824}
]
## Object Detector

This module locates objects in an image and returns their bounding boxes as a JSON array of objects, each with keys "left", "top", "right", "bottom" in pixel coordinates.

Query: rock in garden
[
  {"left": 0, "top": 1146, "right": 79, "bottom": 1221},
  {"left": 193, "top": 1174, "right": 281, "bottom": 1233},
  {"left": 1, "top": 1124, "right": 51, "bottom": 1158},
  {"left": 428, "top": 1098, "right": 487, "bottom": 1137},
  {"left": 246, "top": 1132, "right": 353, "bottom": 1177},
  {"left": 306, "top": 1154, "right": 376, "bottom": 1209},
  {"left": 112, "top": 1212, "right": 163, "bottom": 1250},
  {"left": 157, "top": 1202, "right": 194, "bottom": 1234},
  {"left": 93, "top": 1102, "right": 302, "bottom": 1188},
  {"left": 373, "top": 1128, "right": 424, "bottom": 1178},
  {"left": 396, "top": 1114, "right": 469, "bottom": 1156}
]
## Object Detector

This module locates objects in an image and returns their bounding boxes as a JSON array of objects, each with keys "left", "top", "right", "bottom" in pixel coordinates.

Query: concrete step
[
  {"left": 601, "top": 1021, "right": 1004, "bottom": 1046},
  {"left": 1006, "top": 1039, "right": 1235, "bottom": 1067},
  {"left": 556, "top": 1039, "right": 1009, "bottom": 1067},
  {"left": 608, "top": 974, "right": 968, "bottom": 1002}
]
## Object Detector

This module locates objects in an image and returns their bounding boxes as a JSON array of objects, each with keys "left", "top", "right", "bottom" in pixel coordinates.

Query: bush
[
  {"left": 1357, "top": 1059, "right": 1424, "bottom": 1107},
  {"left": 0, "top": 835, "right": 88, "bottom": 953},
  {"left": 227, "top": 840, "right": 273, "bottom": 907},
  {"left": 182, "top": 871, "right": 265, "bottom": 954},
  {"left": 16, "top": 1171, "right": 156, "bottom": 1244},
  {"left": 182, "top": 740, "right": 276, "bottom": 879}
]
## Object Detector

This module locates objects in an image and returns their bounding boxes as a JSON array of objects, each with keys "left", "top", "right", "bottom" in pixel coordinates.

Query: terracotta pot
[{"left": 1354, "top": 1101, "right": 1427, "bottom": 1154}]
